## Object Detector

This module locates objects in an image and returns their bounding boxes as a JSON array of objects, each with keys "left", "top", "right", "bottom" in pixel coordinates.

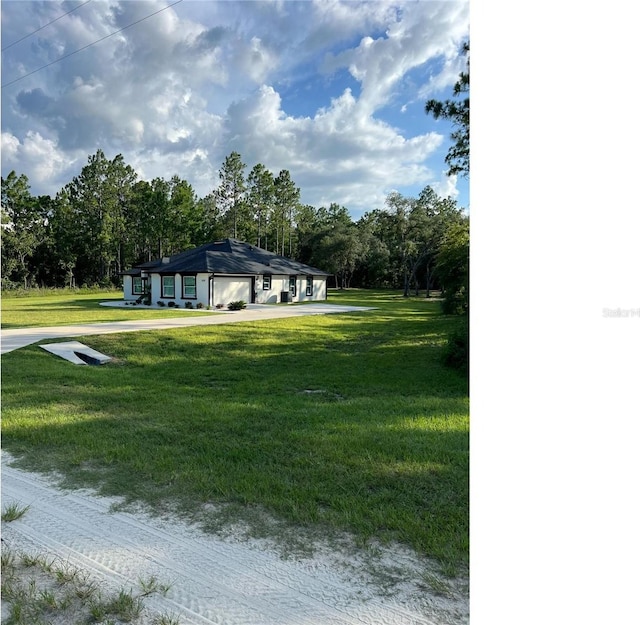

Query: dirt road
[{"left": 1, "top": 455, "right": 468, "bottom": 625}]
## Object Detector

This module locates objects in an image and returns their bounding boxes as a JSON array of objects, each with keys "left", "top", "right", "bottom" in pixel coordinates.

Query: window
[
  {"left": 289, "top": 276, "right": 297, "bottom": 297},
  {"left": 263, "top": 275, "right": 271, "bottom": 290},
  {"left": 182, "top": 275, "right": 196, "bottom": 298},
  {"left": 162, "top": 276, "right": 175, "bottom": 298},
  {"left": 306, "top": 276, "right": 313, "bottom": 296},
  {"left": 132, "top": 277, "right": 143, "bottom": 295}
]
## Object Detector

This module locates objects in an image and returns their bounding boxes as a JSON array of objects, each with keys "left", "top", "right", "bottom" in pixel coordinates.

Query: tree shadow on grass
[{"left": 1, "top": 304, "right": 469, "bottom": 565}]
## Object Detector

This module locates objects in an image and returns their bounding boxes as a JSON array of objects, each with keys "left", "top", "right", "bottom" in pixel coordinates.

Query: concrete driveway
[{"left": 0, "top": 303, "right": 374, "bottom": 355}]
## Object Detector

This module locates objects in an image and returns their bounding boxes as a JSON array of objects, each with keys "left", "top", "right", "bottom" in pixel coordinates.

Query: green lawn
[
  {"left": 0, "top": 291, "right": 213, "bottom": 329},
  {"left": 0, "top": 289, "right": 469, "bottom": 572}
]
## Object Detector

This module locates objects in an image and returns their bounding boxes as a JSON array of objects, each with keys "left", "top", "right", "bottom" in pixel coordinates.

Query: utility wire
[
  {"left": 2, "top": 0, "right": 94, "bottom": 52},
  {"left": 2, "top": 0, "right": 184, "bottom": 88}
]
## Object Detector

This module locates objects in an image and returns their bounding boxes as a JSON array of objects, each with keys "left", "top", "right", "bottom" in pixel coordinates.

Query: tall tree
[
  {"left": 425, "top": 41, "right": 469, "bottom": 177},
  {"left": 246, "top": 163, "right": 275, "bottom": 249},
  {"left": 273, "top": 169, "right": 300, "bottom": 256},
  {"left": 196, "top": 192, "right": 225, "bottom": 244},
  {"left": 355, "top": 211, "right": 392, "bottom": 287},
  {"left": 48, "top": 191, "right": 79, "bottom": 287},
  {"left": 1, "top": 172, "right": 48, "bottom": 288},
  {"left": 409, "top": 186, "right": 464, "bottom": 297},
  {"left": 128, "top": 180, "right": 157, "bottom": 263},
  {"left": 167, "top": 175, "right": 200, "bottom": 252},
  {"left": 435, "top": 217, "right": 469, "bottom": 314},
  {"left": 309, "top": 221, "right": 363, "bottom": 289},
  {"left": 383, "top": 191, "right": 415, "bottom": 296},
  {"left": 215, "top": 152, "right": 247, "bottom": 239},
  {"left": 62, "top": 150, "right": 136, "bottom": 285}
]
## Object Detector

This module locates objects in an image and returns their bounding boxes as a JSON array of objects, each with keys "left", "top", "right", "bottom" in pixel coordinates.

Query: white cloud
[
  {"left": 1, "top": 132, "right": 21, "bottom": 160},
  {"left": 431, "top": 171, "right": 460, "bottom": 201},
  {"left": 322, "top": 1, "right": 468, "bottom": 115},
  {"left": 222, "top": 84, "right": 444, "bottom": 215},
  {"left": 1, "top": 0, "right": 469, "bottom": 215},
  {"left": 1, "top": 131, "right": 76, "bottom": 191}
]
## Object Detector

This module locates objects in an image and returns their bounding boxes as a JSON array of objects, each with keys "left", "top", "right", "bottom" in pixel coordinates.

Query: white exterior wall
[
  {"left": 147, "top": 273, "right": 209, "bottom": 308},
  {"left": 314, "top": 277, "right": 328, "bottom": 300},
  {"left": 150, "top": 274, "right": 162, "bottom": 304},
  {"left": 126, "top": 272, "right": 327, "bottom": 306},
  {"left": 194, "top": 273, "right": 210, "bottom": 308},
  {"left": 255, "top": 274, "right": 327, "bottom": 304},
  {"left": 123, "top": 275, "right": 136, "bottom": 301},
  {"left": 296, "top": 277, "right": 327, "bottom": 301},
  {"left": 255, "top": 275, "right": 289, "bottom": 304}
]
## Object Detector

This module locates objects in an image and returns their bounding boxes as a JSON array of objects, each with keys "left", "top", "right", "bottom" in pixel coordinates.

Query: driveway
[{"left": 0, "top": 304, "right": 375, "bottom": 355}]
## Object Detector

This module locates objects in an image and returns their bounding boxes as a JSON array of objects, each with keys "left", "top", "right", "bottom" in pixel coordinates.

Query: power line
[
  {"left": 1, "top": 0, "right": 184, "bottom": 89},
  {"left": 2, "top": 0, "right": 94, "bottom": 52}
]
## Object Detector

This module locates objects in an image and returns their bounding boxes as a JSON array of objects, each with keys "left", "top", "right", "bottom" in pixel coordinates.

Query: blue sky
[{"left": 1, "top": 0, "right": 469, "bottom": 219}]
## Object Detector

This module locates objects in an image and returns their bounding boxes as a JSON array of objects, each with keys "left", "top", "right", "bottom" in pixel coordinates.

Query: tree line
[{"left": 1, "top": 149, "right": 468, "bottom": 310}]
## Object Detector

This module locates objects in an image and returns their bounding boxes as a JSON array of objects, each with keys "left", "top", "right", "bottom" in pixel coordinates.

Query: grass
[
  {"left": 1, "top": 288, "right": 469, "bottom": 571},
  {"left": 1, "top": 503, "right": 31, "bottom": 522},
  {"left": 0, "top": 291, "right": 213, "bottom": 329},
  {"left": 0, "top": 542, "right": 180, "bottom": 624}
]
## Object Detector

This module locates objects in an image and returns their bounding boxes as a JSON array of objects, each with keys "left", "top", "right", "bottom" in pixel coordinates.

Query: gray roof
[{"left": 131, "top": 239, "right": 330, "bottom": 276}]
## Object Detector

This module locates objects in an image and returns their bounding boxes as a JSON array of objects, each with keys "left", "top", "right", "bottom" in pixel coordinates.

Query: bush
[
  {"left": 185, "top": 301, "right": 193, "bottom": 309},
  {"left": 441, "top": 288, "right": 468, "bottom": 316},
  {"left": 227, "top": 300, "right": 247, "bottom": 311},
  {"left": 215, "top": 303, "right": 224, "bottom": 309},
  {"left": 136, "top": 291, "right": 151, "bottom": 306},
  {"left": 443, "top": 317, "right": 469, "bottom": 374},
  {"left": 167, "top": 301, "right": 176, "bottom": 307},
  {"left": 157, "top": 301, "right": 166, "bottom": 307},
  {"left": 196, "top": 302, "right": 204, "bottom": 309}
]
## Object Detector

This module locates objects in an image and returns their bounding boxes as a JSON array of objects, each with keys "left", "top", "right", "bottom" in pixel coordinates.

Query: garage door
[{"left": 213, "top": 276, "right": 252, "bottom": 307}]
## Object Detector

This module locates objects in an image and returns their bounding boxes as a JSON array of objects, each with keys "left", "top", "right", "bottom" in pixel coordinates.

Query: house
[{"left": 121, "top": 238, "right": 331, "bottom": 308}]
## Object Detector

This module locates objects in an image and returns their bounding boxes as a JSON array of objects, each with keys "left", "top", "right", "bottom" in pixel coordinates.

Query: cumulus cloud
[
  {"left": 1, "top": 0, "right": 469, "bottom": 215},
  {"left": 1, "top": 131, "right": 77, "bottom": 191},
  {"left": 223, "top": 84, "right": 443, "bottom": 212},
  {"left": 431, "top": 171, "right": 460, "bottom": 201},
  {"left": 322, "top": 1, "right": 469, "bottom": 114}
]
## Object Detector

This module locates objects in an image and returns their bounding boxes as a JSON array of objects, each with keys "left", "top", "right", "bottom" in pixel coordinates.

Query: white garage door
[{"left": 213, "top": 276, "right": 252, "bottom": 307}]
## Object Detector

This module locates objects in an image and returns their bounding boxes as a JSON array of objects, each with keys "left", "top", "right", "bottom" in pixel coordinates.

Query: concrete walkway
[{"left": 0, "top": 304, "right": 375, "bottom": 355}]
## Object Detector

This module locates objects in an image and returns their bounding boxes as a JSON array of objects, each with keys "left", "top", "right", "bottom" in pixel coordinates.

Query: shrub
[
  {"left": 157, "top": 301, "right": 166, "bottom": 307},
  {"left": 136, "top": 291, "right": 151, "bottom": 306},
  {"left": 215, "top": 303, "right": 224, "bottom": 309},
  {"left": 196, "top": 302, "right": 204, "bottom": 309},
  {"left": 441, "top": 288, "right": 468, "bottom": 316},
  {"left": 185, "top": 301, "right": 193, "bottom": 309},
  {"left": 167, "top": 301, "right": 176, "bottom": 307},
  {"left": 443, "top": 317, "right": 469, "bottom": 374},
  {"left": 227, "top": 300, "right": 247, "bottom": 311}
]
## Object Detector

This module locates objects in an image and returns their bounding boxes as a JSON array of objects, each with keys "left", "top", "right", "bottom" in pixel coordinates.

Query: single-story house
[{"left": 121, "top": 238, "right": 331, "bottom": 308}]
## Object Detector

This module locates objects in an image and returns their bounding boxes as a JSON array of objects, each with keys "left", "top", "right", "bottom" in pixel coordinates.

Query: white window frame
[
  {"left": 182, "top": 275, "right": 196, "bottom": 299},
  {"left": 132, "top": 276, "right": 144, "bottom": 295},
  {"left": 162, "top": 275, "right": 175, "bottom": 298}
]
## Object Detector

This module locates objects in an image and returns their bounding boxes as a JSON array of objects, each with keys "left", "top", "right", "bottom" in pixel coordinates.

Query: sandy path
[{"left": 1, "top": 456, "right": 468, "bottom": 625}]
